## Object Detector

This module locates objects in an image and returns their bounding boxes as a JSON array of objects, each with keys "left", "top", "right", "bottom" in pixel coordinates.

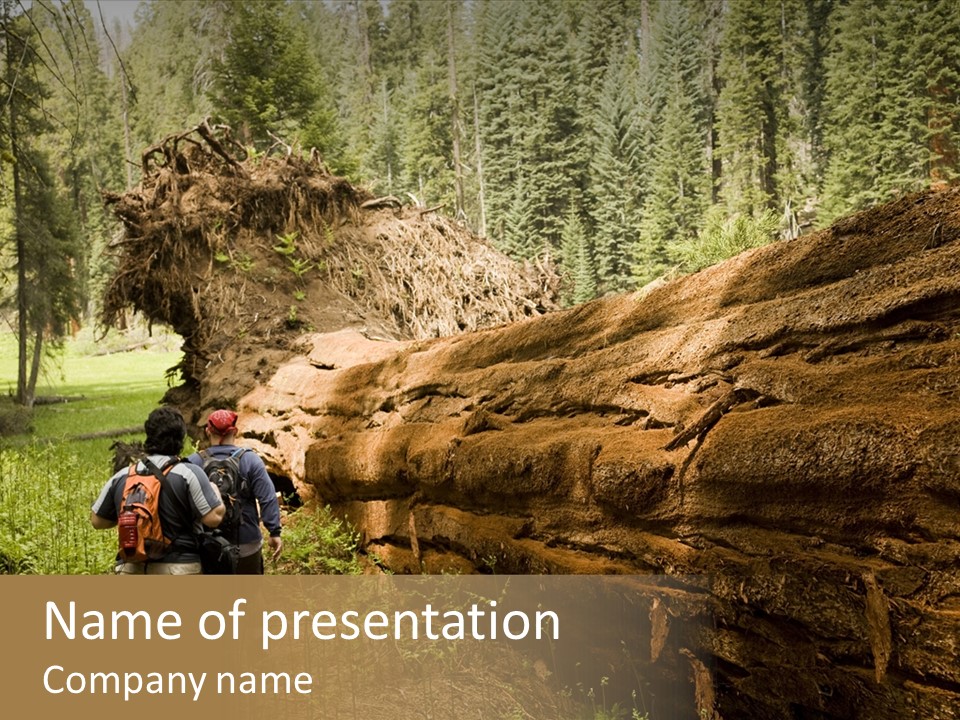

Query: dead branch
[
  {"left": 664, "top": 387, "right": 760, "bottom": 451},
  {"left": 196, "top": 118, "right": 249, "bottom": 177},
  {"left": 361, "top": 196, "right": 402, "bottom": 210},
  {"left": 73, "top": 426, "right": 143, "bottom": 441}
]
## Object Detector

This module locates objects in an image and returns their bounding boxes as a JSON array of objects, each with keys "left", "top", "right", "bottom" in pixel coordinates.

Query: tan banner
[{"left": 4, "top": 576, "right": 709, "bottom": 719}]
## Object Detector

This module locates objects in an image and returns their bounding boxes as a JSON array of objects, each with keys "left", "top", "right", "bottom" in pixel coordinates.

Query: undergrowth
[
  {"left": 0, "top": 333, "right": 178, "bottom": 574},
  {"left": 269, "top": 504, "right": 363, "bottom": 575},
  {"left": 0, "top": 439, "right": 119, "bottom": 574}
]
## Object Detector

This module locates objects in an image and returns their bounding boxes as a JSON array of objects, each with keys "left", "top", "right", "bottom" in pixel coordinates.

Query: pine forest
[{"left": 2, "top": 0, "right": 960, "bottom": 402}]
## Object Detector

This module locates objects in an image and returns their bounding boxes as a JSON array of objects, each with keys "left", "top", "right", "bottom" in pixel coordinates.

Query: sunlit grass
[{"left": 0, "top": 330, "right": 182, "bottom": 574}]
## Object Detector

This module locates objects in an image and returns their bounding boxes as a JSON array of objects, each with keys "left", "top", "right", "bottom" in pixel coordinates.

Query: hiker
[
  {"left": 90, "top": 406, "right": 224, "bottom": 575},
  {"left": 188, "top": 409, "right": 282, "bottom": 574}
]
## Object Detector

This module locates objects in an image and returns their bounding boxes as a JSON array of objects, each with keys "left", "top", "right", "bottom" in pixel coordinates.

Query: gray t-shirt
[{"left": 92, "top": 455, "right": 222, "bottom": 563}]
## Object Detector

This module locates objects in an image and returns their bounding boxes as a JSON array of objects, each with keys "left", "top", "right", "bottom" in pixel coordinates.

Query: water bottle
[{"left": 118, "top": 511, "right": 139, "bottom": 556}]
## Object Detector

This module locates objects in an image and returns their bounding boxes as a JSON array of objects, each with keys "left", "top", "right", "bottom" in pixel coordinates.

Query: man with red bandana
[{"left": 189, "top": 409, "right": 282, "bottom": 574}]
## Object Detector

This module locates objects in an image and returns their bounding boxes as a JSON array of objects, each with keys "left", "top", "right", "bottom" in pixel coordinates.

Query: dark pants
[{"left": 237, "top": 548, "right": 264, "bottom": 575}]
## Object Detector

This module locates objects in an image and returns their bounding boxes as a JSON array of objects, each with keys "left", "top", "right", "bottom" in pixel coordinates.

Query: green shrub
[
  {"left": 0, "top": 401, "right": 33, "bottom": 437},
  {"left": 676, "top": 207, "right": 779, "bottom": 274}
]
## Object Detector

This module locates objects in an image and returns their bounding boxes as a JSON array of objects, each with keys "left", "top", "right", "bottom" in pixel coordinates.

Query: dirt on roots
[{"left": 102, "top": 122, "right": 559, "bottom": 416}]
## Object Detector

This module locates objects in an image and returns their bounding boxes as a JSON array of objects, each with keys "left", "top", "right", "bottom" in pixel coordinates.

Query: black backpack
[{"left": 198, "top": 447, "right": 248, "bottom": 574}]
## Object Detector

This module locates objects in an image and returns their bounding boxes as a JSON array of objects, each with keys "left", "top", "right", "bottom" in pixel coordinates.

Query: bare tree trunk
[
  {"left": 473, "top": 86, "right": 486, "bottom": 237},
  {"left": 6, "top": 9, "right": 30, "bottom": 407},
  {"left": 447, "top": 1, "right": 465, "bottom": 219},
  {"left": 26, "top": 328, "right": 43, "bottom": 408},
  {"left": 121, "top": 62, "right": 133, "bottom": 190},
  {"left": 381, "top": 79, "right": 393, "bottom": 193}
]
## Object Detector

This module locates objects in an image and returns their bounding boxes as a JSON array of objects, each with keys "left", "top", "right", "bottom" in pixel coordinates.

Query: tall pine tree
[
  {"left": 634, "top": 0, "right": 709, "bottom": 285},
  {"left": 1, "top": 4, "right": 81, "bottom": 406},
  {"left": 588, "top": 35, "right": 645, "bottom": 295}
]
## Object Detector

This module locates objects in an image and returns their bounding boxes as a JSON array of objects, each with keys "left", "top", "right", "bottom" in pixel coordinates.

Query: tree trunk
[
  {"left": 447, "top": 1, "right": 465, "bottom": 220},
  {"left": 473, "top": 86, "right": 486, "bottom": 237},
  {"left": 25, "top": 328, "right": 43, "bottom": 409},
  {"left": 121, "top": 63, "right": 134, "bottom": 190},
  {"left": 6, "top": 11, "right": 29, "bottom": 407}
]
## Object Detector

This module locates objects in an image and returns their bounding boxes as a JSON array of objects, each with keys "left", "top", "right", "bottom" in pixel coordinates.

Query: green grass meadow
[{"left": 0, "top": 332, "right": 181, "bottom": 574}]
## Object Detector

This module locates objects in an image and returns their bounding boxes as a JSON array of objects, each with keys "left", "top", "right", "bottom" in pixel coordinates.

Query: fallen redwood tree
[
  {"left": 105, "top": 129, "right": 960, "bottom": 717},
  {"left": 233, "top": 189, "right": 960, "bottom": 718}
]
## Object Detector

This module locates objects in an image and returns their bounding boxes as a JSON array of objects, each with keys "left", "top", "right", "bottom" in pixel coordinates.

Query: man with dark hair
[
  {"left": 91, "top": 406, "right": 225, "bottom": 575},
  {"left": 188, "top": 409, "right": 282, "bottom": 574}
]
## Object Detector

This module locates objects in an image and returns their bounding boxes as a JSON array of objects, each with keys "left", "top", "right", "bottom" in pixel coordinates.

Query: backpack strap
[
  {"left": 229, "top": 448, "right": 250, "bottom": 496},
  {"left": 199, "top": 447, "right": 246, "bottom": 461},
  {"left": 142, "top": 456, "right": 178, "bottom": 483}
]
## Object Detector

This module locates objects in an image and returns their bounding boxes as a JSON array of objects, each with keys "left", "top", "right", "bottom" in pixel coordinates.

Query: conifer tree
[
  {"left": 559, "top": 204, "right": 595, "bottom": 305},
  {"left": 589, "top": 38, "right": 644, "bottom": 295},
  {"left": 903, "top": 0, "right": 960, "bottom": 188},
  {"left": 475, "top": 0, "right": 580, "bottom": 259},
  {"left": 212, "top": 1, "right": 324, "bottom": 148},
  {"left": 1, "top": 4, "right": 81, "bottom": 406},
  {"left": 715, "top": 0, "right": 783, "bottom": 216},
  {"left": 472, "top": 0, "right": 521, "bottom": 243},
  {"left": 634, "top": 0, "right": 709, "bottom": 285},
  {"left": 321, "top": 0, "right": 386, "bottom": 183},
  {"left": 389, "top": 1, "right": 462, "bottom": 209},
  {"left": 125, "top": 0, "right": 220, "bottom": 151},
  {"left": 819, "top": 0, "right": 932, "bottom": 223},
  {"left": 397, "top": 45, "right": 453, "bottom": 207},
  {"left": 33, "top": 1, "right": 125, "bottom": 316}
]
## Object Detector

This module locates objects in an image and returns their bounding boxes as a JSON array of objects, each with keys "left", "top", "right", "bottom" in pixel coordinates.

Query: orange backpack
[{"left": 117, "top": 459, "right": 176, "bottom": 563}]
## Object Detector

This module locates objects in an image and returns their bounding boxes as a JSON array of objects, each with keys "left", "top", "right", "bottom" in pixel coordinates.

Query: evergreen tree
[
  {"left": 0, "top": 4, "right": 82, "bottom": 406},
  {"left": 367, "top": 78, "right": 401, "bottom": 194},
  {"left": 212, "top": 1, "right": 324, "bottom": 149},
  {"left": 716, "top": 0, "right": 783, "bottom": 216},
  {"left": 317, "top": 0, "right": 386, "bottom": 183},
  {"left": 475, "top": 0, "right": 580, "bottom": 259},
  {"left": 571, "top": 0, "right": 641, "bottom": 163},
  {"left": 388, "top": 1, "right": 461, "bottom": 209},
  {"left": 125, "top": 0, "right": 220, "bottom": 152},
  {"left": 14, "top": 148, "right": 82, "bottom": 398},
  {"left": 634, "top": 0, "right": 709, "bottom": 285},
  {"left": 588, "top": 38, "right": 644, "bottom": 295},
  {"left": 913, "top": 1, "right": 960, "bottom": 187},
  {"left": 559, "top": 204, "right": 595, "bottom": 305},
  {"left": 397, "top": 45, "right": 453, "bottom": 206},
  {"left": 818, "top": 0, "right": 960, "bottom": 222},
  {"left": 472, "top": 0, "right": 522, "bottom": 242},
  {"left": 294, "top": 0, "right": 362, "bottom": 175},
  {"left": 32, "top": 0, "right": 125, "bottom": 317}
]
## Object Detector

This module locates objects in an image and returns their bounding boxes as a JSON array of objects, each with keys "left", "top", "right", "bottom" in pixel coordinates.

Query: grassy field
[
  {"left": 0, "top": 330, "right": 361, "bottom": 576},
  {"left": 0, "top": 330, "right": 181, "bottom": 573}
]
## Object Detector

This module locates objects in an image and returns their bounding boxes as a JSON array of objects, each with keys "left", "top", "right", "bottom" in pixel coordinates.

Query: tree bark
[
  {"left": 473, "top": 86, "right": 486, "bottom": 236},
  {"left": 6, "top": 10, "right": 29, "bottom": 407},
  {"left": 447, "top": 1, "right": 465, "bottom": 219},
  {"left": 25, "top": 327, "right": 43, "bottom": 408}
]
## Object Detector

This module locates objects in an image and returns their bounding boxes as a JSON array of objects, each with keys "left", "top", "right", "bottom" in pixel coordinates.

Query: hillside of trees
[{"left": 2, "top": 0, "right": 959, "bottom": 405}]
